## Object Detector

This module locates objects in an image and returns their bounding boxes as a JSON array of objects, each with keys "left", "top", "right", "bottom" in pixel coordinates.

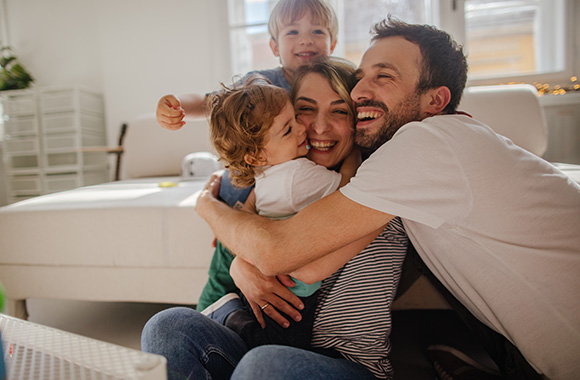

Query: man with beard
[{"left": 196, "top": 17, "right": 580, "bottom": 380}]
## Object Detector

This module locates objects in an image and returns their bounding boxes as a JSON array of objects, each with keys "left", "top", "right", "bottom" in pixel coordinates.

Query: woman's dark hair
[{"left": 371, "top": 16, "right": 468, "bottom": 114}]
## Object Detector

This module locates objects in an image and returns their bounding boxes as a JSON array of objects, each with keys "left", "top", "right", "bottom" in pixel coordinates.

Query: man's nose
[{"left": 351, "top": 77, "right": 372, "bottom": 102}]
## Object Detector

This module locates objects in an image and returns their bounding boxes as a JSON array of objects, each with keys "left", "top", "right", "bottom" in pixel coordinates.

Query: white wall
[{"left": 3, "top": 0, "right": 231, "bottom": 147}]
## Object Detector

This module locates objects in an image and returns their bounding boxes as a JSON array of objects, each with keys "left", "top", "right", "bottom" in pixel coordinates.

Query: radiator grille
[{"left": 0, "top": 314, "right": 166, "bottom": 380}]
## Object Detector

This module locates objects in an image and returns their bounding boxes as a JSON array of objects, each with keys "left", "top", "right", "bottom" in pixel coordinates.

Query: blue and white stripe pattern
[{"left": 311, "top": 217, "right": 408, "bottom": 380}]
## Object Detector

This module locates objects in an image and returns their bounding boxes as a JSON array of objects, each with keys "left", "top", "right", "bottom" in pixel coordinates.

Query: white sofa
[
  {"left": 0, "top": 117, "right": 219, "bottom": 318},
  {"left": 1, "top": 85, "right": 579, "bottom": 318}
]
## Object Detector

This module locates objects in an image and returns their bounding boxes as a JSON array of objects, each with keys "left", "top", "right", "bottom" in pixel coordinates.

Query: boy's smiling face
[{"left": 270, "top": 11, "right": 336, "bottom": 80}]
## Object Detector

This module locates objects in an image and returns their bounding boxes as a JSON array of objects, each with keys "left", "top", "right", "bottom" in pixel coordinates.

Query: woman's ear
[
  {"left": 422, "top": 86, "right": 451, "bottom": 116},
  {"left": 244, "top": 153, "right": 267, "bottom": 167},
  {"left": 269, "top": 38, "right": 280, "bottom": 57}
]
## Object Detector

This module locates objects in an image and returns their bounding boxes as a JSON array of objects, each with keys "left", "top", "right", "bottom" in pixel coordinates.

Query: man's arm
[{"left": 196, "top": 175, "right": 394, "bottom": 275}]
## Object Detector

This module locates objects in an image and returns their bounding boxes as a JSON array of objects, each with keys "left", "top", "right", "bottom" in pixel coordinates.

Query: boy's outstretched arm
[{"left": 156, "top": 93, "right": 210, "bottom": 130}]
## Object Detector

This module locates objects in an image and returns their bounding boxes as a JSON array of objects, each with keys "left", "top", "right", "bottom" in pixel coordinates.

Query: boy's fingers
[
  {"left": 157, "top": 113, "right": 186, "bottom": 130},
  {"left": 163, "top": 95, "right": 182, "bottom": 109},
  {"left": 158, "top": 113, "right": 185, "bottom": 124},
  {"left": 160, "top": 121, "right": 185, "bottom": 131},
  {"left": 160, "top": 107, "right": 184, "bottom": 118}
]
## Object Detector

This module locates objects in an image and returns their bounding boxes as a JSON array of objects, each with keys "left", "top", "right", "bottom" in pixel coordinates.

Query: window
[
  {"left": 227, "top": 0, "right": 280, "bottom": 76},
  {"left": 227, "top": 0, "right": 571, "bottom": 85},
  {"left": 463, "top": 0, "right": 566, "bottom": 81},
  {"left": 340, "top": 0, "right": 433, "bottom": 65}
]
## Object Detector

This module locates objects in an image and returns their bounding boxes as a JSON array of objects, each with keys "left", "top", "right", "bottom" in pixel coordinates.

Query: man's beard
[{"left": 355, "top": 92, "right": 423, "bottom": 154}]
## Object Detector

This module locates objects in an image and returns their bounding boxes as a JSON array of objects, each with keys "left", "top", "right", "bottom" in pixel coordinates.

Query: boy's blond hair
[
  {"left": 209, "top": 75, "right": 289, "bottom": 188},
  {"left": 268, "top": 0, "right": 338, "bottom": 44}
]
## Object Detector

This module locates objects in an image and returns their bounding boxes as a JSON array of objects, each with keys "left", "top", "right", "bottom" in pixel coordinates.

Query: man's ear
[
  {"left": 422, "top": 86, "right": 451, "bottom": 116},
  {"left": 244, "top": 153, "right": 267, "bottom": 167},
  {"left": 269, "top": 38, "right": 280, "bottom": 57}
]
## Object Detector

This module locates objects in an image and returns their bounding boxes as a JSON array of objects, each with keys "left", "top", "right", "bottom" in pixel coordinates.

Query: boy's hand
[{"left": 157, "top": 94, "right": 186, "bottom": 130}]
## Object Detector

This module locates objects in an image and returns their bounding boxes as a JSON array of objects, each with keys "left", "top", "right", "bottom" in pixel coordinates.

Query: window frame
[
  {"left": 225, "top": 0, "right": 575, "bottom": 86},
  {"left": 442, "top": 0, "right": 574, "bottom": 86}
]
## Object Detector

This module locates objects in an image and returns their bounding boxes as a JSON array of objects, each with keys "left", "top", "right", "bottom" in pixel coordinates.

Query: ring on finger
[{"left": 260, "top": 303, "right": 270, "bottom": 311}]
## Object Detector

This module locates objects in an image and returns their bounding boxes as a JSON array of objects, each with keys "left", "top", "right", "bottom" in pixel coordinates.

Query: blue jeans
[
  {"left": 141, "top": 307, "right": 378, "bottom": 380},
  {"left": 232, "top": 345, "right": 378, "bottom": 380},
  {"left": 141, "top": 307, "right": 248, "bottom": 380}
]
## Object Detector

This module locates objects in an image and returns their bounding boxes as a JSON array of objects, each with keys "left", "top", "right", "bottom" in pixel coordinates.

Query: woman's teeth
[{"left": 309, "top": 141, "right": 336, "bottom": 152}]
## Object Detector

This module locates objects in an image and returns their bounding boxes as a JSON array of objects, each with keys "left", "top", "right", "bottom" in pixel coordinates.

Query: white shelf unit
[{"left": 1, "top": 87, "right": 109, "bottom": 204}]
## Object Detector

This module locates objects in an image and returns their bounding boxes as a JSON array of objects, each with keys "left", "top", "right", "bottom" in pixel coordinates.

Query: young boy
[
  {"left": 156, "top": 0, "right": 338, "bottom": 130},
  {"left": 202, "top": 75, "right": 359, "bottom": 349},
  {"left": 165, "top": 0, "right": 341, "bottom": 311}
]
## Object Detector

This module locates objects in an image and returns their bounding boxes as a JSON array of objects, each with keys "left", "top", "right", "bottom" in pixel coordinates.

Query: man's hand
[
  {"left": 230, "top": 257, "right": 304, "bottom": 328},
  {"left": 156, "top": 94, "right": 186, "bottom": 130},
  {"left": 202, "top": 171, "right": 222, "bottom": 197}
]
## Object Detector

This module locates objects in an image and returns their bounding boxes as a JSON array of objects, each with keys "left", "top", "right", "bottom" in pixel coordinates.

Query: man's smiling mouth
[{"left": 357, "top": 110, "right": 383, "bottom": 122}]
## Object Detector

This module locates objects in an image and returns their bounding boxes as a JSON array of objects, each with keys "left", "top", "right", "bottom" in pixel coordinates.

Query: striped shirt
[{"left": 311, "top": 217, "right": 408, "bottom": 380}]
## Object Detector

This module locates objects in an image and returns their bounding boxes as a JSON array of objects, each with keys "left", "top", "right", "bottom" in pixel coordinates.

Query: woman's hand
[{"left": 230, "top": 256, "right": 304, "bottom": 328}]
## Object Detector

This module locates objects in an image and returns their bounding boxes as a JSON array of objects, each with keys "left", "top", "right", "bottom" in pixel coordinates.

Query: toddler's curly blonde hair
[{"left": 209, "top": 75, "right": 289, "bottom": 188}]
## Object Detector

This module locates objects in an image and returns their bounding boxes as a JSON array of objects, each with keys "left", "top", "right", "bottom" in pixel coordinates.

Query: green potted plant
[{"left": 0, "top": 44, "right": 34, "bottom": 91}]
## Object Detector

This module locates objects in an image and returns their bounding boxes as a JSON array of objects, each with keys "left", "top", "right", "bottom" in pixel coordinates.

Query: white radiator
[
  {"left": 540, "top": 92, "right": 580, "bottom": 165},
  {"left": 0, "top": 314, "right": 166, "bottom": 380}
]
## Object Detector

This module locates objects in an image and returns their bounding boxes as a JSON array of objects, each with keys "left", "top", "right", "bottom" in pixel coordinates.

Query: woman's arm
[{"left": 289, "top": 225, "right": 385, "bottom": 284}]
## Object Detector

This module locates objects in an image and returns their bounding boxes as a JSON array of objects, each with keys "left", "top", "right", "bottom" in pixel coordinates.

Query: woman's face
[{"left": 294, "top": 73, "right": 355, "bottom": 169}]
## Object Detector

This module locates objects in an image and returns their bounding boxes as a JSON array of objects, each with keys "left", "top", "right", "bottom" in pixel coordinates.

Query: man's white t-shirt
[{"left": 341, "top": 114, "right": 580, "bottom": 380}]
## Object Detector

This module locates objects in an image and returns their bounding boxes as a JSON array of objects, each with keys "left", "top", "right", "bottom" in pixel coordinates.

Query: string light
[{"left": 530, "top": 76, "right": 580, "bottom": 96}]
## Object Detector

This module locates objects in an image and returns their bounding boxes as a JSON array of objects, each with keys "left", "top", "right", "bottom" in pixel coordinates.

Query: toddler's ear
[
  {"left": 269, "top": 38, "right": 280, "bottom": 57},
  {"left": 244, "top": 153, "right": 267, "bottom": 167}
]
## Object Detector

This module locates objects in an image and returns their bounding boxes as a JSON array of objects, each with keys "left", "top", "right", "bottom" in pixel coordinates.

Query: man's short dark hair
[{"left": 371, "top": 16, "right": 468, "bottom": 114}]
